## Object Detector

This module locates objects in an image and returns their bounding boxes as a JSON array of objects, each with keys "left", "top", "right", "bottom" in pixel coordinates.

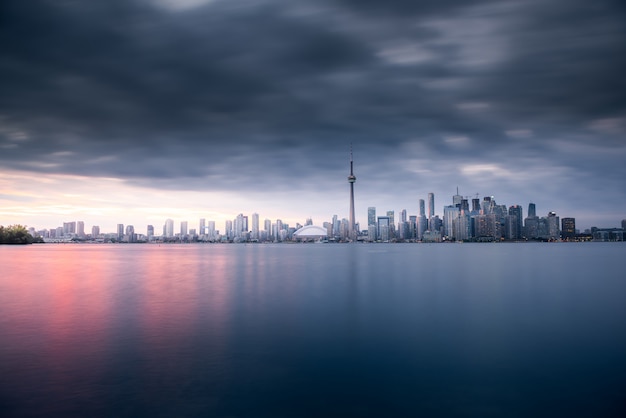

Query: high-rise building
[
  {"left": 443, "top": 205, "right": 459, "bottom": 239},
  {"left": 208, "top": 221, "right": 216, "bottom": 239},
  {"left": 91, "top": 225, "right": 100, "bottom": 238},
  {"left": 251, "top": 213, "right": 259, "bottom": 240},
  {"left": 386, "top": 210, "right": 395, "bottom": 226},
  {"left": 546, "top": 212, "right": 559, "bottom": 239},
  {"left": 147, "top": 225, "right": 154, "bottom": 240},
  {"left": 528, "top": 203, "right": 536, "bottom": 218},
  {"left": 377, "top": 216, "right": 390, "bottom": 242},
  {"left": 472, "top": 198, "right": 481, "bottom": 213},
  {"left": 276, "top": 219, "right": 284, "bottom": 241},
  {"left": 264, "top": 219, "right": 271, "bottom": 236},
  {"left": 453, "top": 188, "right": 463, "bottom": 207},
  {"left": 117, "top": 224, "right": 124, "bottom": 240},
  {"left": 126, "top": 225, "right": 135, "bottom": 243},
  {"left": 164, "top": 219, "right": 174, "bottom": 238},
  {"left": 368, "top": 224, "right": 377, "bottom": 242},
  {"left": 508, "top": 205, "right": 523, "bottom": 240},
  {"left": 76, "top": 221, "right": 85, "bottom": 238},
  {"left": 199, "top": 218, "right": 206, "bottom": 236},
  {"left": 454, "top": 211, "right": 470, "bottom": 241},
  {"left": 180, "top": 221, "right": 188, "bottom": 237},
  {"left": 561, "top": 218, "right": 576, "bottom": 240},
  {"left": 368, "top": 207, "right": 376, "bottom": 226},
  {"left": 348, "top": 146, "right": 357, "bottom": 240},
  {"left": 475, "top": 213, "right": 498, "bottom": 240},
  {"left": 409, "top": 215, "right": 417, "bottom": 240},
  {"left": 234, "top": 214, "right": 245, "bottom": 238},
  {"left": 419, "top": 199, "right": 425, "bottom": 217},
  {"left": 428, "top": 193, "right": 435, "bottom": 220},
  {"left": 482, "top": 197, "right": 493, "bottom": 214},
  {"left": 225, "top": 220, "right": 233, "bottom": 239},
  {"left": 63, "top": 221, "right": 76, "bottom": 236}
]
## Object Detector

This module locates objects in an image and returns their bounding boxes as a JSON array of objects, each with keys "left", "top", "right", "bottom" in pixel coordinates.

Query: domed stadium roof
[{"left": 293, "top": 225, "right": 328, "bottom": 238}]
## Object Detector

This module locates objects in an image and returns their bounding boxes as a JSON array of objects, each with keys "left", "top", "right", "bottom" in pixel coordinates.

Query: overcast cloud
[{"left": 1, "top": 0, "right": 625, "bottom": 230}]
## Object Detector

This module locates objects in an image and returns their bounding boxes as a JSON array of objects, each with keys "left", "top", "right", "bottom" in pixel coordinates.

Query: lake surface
[{"left": 1, "top": 243, "right": 625, "bottom": 417}]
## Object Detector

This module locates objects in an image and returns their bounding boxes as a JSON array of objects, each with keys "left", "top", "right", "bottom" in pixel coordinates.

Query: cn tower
[{"left": 348, "top": 145, "right": 356, "bottom": 241}]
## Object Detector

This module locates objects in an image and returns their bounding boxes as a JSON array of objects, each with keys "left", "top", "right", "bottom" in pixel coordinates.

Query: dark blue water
[{"left": 1, "top": 243, "right": 625, "bottom": 417}]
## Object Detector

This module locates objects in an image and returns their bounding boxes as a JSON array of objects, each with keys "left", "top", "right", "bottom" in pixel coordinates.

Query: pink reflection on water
[
  {"left": 0, "top": 246, "right": 116, "bottom": 414},
  {"left": 133, "top": 245, "right": 235, "bottom": 401}
]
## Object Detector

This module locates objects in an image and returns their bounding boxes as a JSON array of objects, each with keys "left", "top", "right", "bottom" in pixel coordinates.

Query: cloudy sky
[{"left": 1, "top": 0, "right": 625, "bottom": 233}]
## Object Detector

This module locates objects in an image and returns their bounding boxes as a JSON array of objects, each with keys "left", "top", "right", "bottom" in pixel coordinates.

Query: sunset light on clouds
[{"left": 1, "top": 0, "right": 625, "bottom": 232}]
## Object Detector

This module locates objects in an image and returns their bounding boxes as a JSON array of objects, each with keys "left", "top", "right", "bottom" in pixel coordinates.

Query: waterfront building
[
  {"left": 419, "top": 199, "right": 426, "bottom": 217},
  {"left": 164, "top": 219, "right": 174, "bottom": 238},
  {"left": 276, "top": 219, "right": 284, "bottom": 241},
  {"left": 528, "top": 203, "right": 536, "bottom": 218},
  {"left": 77, "top": 221, "right": 85, "bottom": 238},
  {"left": 453, "top": 188, "right": 463, "bottom": 207},
  {"left": 386, "top": 210, "right": 395, "bottom": 238},
  {"left": 428, "top": 193, "right": 435, "bottom": 220},
  {"left": 546, "top": 212, "right": 559, "bottom": 240},
  {"left": 471, "top": 198, "right": 481, "bottom": 213},
  {"left": 64, "top": 221, "right": 76, "bottom": 237},
  {"left": 181, "top": 221, "right": 188, "bottom": 237},
  {"left": 475, "top": 213, "right": 498, "bottom": 241},
  {"left": 454, "top": 210, "right": 470, "bottom": 241},
  {"left": 417, "top": 215, "right": 428, "bottom": 240},
  {"left": 147, "top": 225, "right": 154, "bottom": 241},
  {"left": 443, "top": 205, "right": 459, "bottom": 239},
  {"left": 508, "top": 205, "right": 523, "bottom": 240},
  {"left": 208, "top": 221, "right": 216, "bottom": 240},
  {"left": 561, "top": 218, "right": 576, "bottom": 240},
  {"left": 409, "top": 215, "right": 417, "bottom": 240},
  {"left": 225, "top": 220, "right": 233, "bottom": 240},
  {"left": 117, "top": 224, "right": 124, "bottom": 240},
  {"left": 368, "top": 224, "right": 377, "bottom": 242},
  {"left": 264, "top": 219, "right": 271, "bottom": 237},
  {"left": 92, "top": 225, "right": 100, "bottom": 238},
  {"left": 199, "top": 218, "right": 206, "bottom": 236},
  {"left": 367, "top": 207, "right": 376, "bottom": 226},
  {"left": 125, "top": 225, "right": 135, "bottom": 243},
  {"left": 377, "top": 216, "right": 390, "bottom": 242},
  {"left": 251, "top": 213, "right": 259, "bottom": 240}
]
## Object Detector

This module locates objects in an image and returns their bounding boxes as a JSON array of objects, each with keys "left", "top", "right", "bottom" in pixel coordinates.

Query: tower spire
[{"left": 348, "top": 144, "right": 357, "bottom": 241}]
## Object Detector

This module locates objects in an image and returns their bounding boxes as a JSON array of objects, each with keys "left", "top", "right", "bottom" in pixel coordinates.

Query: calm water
[{"left": 1, "top": 243, "right": 625, "bottom": 417}]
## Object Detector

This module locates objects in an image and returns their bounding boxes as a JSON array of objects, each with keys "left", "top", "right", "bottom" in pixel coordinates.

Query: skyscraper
[
  {"left": 76, "top": 221, "right": 85, "bottom": 238},
  {"left": 164, "top": 219, "right": 174, "bottom": 237},
  {"left": 508, "top": 205, "right": 523, "bottom": 240},
  {"left": 368, "top": 207, "right": 376, "bottom": 226},
  {"left": 528, "top": 203, "right": 536, "bottom": 218},
  {"left": 348, "top": 146, "right": 357, "bottom": 240},
  {"left": 428, "top": 193, "right": 435, "bottom": 220},
  {"left": 251, "top": 213, "right": 259, "bottom": 240},
  {"left": 561, "top": 218, "right": 576, "bottom": 240},
  {"left": 453, "top": 188, "right": 463, "bottom": 207},
  {"left": 419, "top": 199, "right": 425, "bottom": 217}
]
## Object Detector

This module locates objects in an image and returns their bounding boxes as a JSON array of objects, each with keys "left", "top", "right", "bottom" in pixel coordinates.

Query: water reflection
[{"left": 0, "top": 243, "right": 625, "bottom": 417}]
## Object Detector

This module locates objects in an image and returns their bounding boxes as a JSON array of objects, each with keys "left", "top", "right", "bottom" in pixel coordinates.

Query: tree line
[{"left": 0, "top": 225, "right": 44, "bottom": 244}]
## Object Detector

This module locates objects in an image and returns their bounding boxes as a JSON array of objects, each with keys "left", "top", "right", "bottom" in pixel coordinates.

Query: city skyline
[{"left": 1, "top": 1, "right": 625, "bottom": 232}]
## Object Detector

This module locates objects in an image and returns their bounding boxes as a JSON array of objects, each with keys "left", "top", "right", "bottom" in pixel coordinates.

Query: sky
[{"left": 1, "top": 0, "right": 625, "bottom": 233}]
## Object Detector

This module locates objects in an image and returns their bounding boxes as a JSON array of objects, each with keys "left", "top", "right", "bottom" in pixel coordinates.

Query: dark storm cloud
[{"left": 1, "top": 0, "right": 625, "bottom": 211}]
